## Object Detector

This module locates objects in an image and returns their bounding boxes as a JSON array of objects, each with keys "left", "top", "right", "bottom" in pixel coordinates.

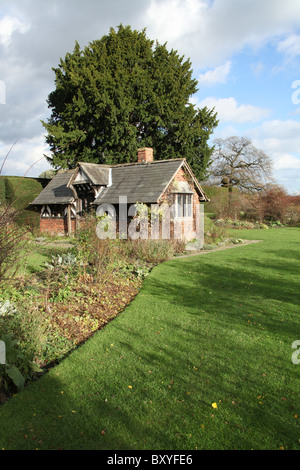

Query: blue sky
[{"left": 0, "top": 0, "right": 300, "bottom": 193}]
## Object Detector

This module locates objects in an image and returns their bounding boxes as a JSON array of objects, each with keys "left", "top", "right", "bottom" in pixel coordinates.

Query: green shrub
[
  {"left": 203, "top": 243, "right": 215, "bottom": 250},
  {"left": 109, "top": 258, "right": 151, "bottom": 279},
  {"left": 44, "top": 252, "right": 78, "bottom": 270},
  {"left": 0, "top": 297, "right": 75, "bottom": 386},
  {"left": 229, "top": 238, "right": 244, "bottom": 244},
  {"left": 0, "top": 301, "right": 45, "bottom": 391},
  {"left": 75, "top": 213, "right": 113, "bottom": 276},
  {"left": 204, "top": 215, "right": 229, "bottom": 245},
  {"left": 0, "top": 334, "right": 26, "bottom": 391}
]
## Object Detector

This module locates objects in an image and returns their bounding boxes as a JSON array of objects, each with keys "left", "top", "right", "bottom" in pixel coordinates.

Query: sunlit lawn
[
  {"left": 17, "top": 241, "right": 75, "bottom": 275},
  {"left": 0, "top": 227, "right": 299, "bottom": 450}
]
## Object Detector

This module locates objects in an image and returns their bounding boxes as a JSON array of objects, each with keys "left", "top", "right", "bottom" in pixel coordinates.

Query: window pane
[
  {"left": 187, "top": 195, "right": 192, "bottom": 217},
  {"left": 177, "top": 195, "right": 182, "bottom": 217},
  {"left": 176, "top": 194, "right": 193, "bottom": 217}
]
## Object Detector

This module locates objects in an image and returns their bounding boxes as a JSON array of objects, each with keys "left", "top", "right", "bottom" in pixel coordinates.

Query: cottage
[{"left": 31, "top": 148, "right": 208, "bottom": 241}]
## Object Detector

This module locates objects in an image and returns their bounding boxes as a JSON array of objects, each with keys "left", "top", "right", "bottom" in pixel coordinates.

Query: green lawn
[
  {"left": 0, "top": 228, "right": 299, "bottom": 450},
  {"left": 18, "top": 241, "right": 75, "bottom": 275}
]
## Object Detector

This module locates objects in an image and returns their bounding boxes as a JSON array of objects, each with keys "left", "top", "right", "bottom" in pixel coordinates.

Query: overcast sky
[{"left": 1, "top": 0, "right": 300, "bottom": 194}]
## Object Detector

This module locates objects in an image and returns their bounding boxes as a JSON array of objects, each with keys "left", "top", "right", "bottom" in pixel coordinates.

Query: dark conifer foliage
[{"left": 42, "top": 25, "right": 218, "bottom": 180}]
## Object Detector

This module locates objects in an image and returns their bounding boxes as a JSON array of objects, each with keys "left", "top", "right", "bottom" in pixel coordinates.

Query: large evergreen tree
[{"left": 42, "top": 25, "right": 218, "bottom": 180}]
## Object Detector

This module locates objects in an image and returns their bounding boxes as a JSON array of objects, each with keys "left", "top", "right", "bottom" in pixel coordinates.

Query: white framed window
[{"left": 176, "top": 194, "right": 192, "bottom": 218}]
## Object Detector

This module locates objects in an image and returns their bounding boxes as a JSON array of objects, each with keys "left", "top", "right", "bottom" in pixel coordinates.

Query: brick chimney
[{"left": 137, "top": 147, "right": 153, "bottom": 163}]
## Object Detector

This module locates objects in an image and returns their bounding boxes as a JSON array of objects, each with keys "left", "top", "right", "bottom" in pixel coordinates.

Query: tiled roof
[
  {"left": 30, "top": 170, "right": 75, "bottom": 205},
  {"left": 31, "top": 158, "right": 208, "bottom": 206},
  {"left": 93, "top": 159, "right": 184, "bottom": 205},
  {"left": 76, "top": 162, "right": 110, "bottom": 186}
]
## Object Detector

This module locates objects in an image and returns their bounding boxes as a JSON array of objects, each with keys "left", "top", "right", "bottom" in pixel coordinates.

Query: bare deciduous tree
[{"left": 209, "top": 136, "right": 274, "bottom": 216}]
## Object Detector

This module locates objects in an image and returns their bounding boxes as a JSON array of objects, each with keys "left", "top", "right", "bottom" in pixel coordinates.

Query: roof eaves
[
  {"left": 67, "top": 167, "right": 80, "bottom": 188},
  {"left": 182, "top": 160, "right": 210, "bottom": 201}
]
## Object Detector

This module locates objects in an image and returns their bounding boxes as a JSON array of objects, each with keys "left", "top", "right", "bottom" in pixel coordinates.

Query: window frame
[{"left": 175, "top": 193, "right": 193, "bottom": 219}]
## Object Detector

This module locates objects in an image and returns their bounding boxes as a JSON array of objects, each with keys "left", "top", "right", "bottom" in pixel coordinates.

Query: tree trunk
[{"left": 228, "top": 186, "right": 233, "bottom": 218}]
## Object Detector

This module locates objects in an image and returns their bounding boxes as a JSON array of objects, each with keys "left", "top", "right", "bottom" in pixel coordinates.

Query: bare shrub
[
  {"left": 123, "top": 238, "right": 179, "bottom": 265},
  {"left": 243, "top": 185, "right": 300, "bottom": 225}
]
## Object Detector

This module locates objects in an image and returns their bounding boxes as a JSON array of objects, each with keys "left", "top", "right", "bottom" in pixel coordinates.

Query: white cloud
[
  {"left": 249, "top": 119, "right": 300, "bottom": 153},
  {"left": 274, "top": 153, "right": 300, "bottom": 170},
  {"left": 277, "top": 34, "right": 300, "bottom": 59},
  {"left": 0, "top": 135, "right": 51, "bottom": 176},
  {"left": 145, "top": 0, "right": 206, "bottom": 45},
  {"left": 197, "top": 61, "right": 231, "bottom": 86},
  {"left": 272, "top": 166, "right": 300, "bottom": 193},
  {"left": 0, "top": 15, "right": 30, "bottom": 46},
  {"left": 196, "top": 96, "right": 271, "bottom": 123},
  {"left": 246, "top": 120, "right": 300, "bottom": 193},
  {"left": 145, "top": 0, "right": 300, "bottom": 67}
]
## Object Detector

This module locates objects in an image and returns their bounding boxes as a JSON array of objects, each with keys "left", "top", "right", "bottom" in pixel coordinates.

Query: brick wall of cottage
[
  {"left": 40, "top": 217, "right": 76, "bottom": 235},
  {"left": 160, "top": 166, "right": 201, "bottom": 241}
]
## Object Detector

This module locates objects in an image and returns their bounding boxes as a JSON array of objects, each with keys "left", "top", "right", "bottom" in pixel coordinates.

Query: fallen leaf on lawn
[{"left": 212, "top": 402, "right": 218, "bottom": 409}]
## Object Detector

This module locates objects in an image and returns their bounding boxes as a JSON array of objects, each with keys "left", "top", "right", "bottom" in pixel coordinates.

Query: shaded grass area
[{"left": 0, "top": 228, "right": 299, "bottom": 450}]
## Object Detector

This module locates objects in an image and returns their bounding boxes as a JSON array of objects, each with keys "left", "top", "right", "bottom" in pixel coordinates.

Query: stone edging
[{"left": 175, "top": 239, "right": 262, "bottom": 258}]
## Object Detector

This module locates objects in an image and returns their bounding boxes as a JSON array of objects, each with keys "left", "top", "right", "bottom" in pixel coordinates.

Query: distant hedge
[
  {"left": 0, "top": 176, "right": 46, "bottom": 229},
  {"left": 202, "top": 185, "right": 241, "bottom": 219},
  {"left": 202, "top": 185, "right": 228, "bottom": 212},
  {"left": 0, "top": 178, "right": 5, "bottom": 203}
]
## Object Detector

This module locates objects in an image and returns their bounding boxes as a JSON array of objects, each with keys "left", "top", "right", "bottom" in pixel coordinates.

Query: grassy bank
[
  {"left": 0, "top": 176, "right": 46, "bottom": 230},
  {"left": 0, "top": 228, "right": 299, "bottom": 450}
]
